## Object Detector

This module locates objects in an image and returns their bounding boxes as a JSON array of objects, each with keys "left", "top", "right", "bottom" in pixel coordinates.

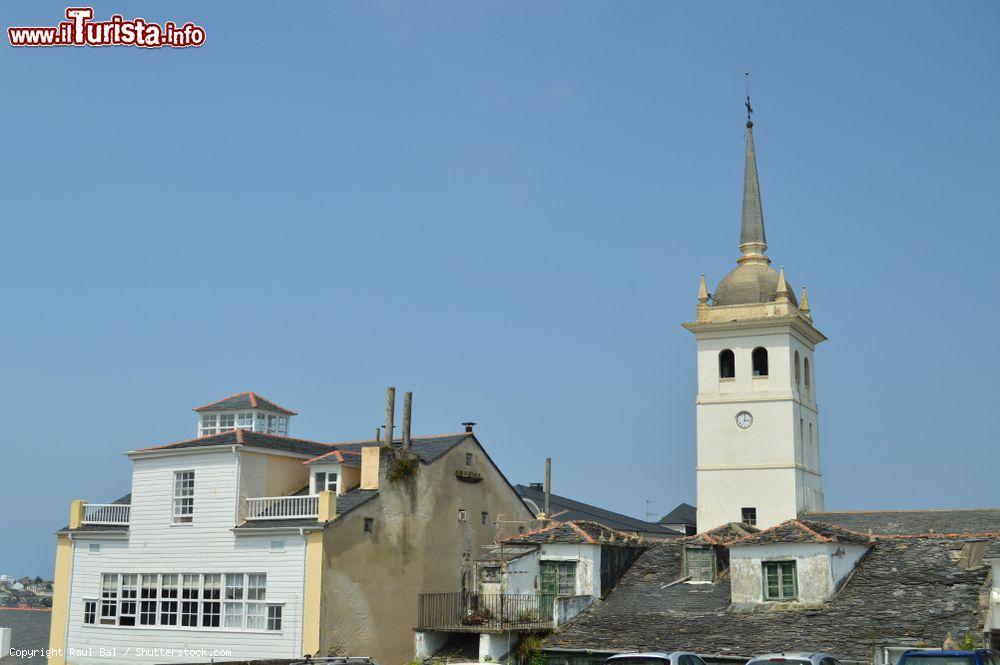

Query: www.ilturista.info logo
[{"left": 8, "top": 7, "right": 205, "bottom": 48}]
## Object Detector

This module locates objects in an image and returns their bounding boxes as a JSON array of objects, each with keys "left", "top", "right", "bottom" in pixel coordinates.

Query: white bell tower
[{"left": 683, "top": 110, "right": 826, "bottom": 532}]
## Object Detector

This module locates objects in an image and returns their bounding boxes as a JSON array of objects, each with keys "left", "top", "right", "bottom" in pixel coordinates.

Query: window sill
[{"left": 719, "top": 377, "right": 735, "bottom": 382}]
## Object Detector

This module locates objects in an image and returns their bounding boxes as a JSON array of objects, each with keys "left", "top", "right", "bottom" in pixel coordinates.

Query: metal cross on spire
[{"left": 744, "top": 71, "right": 753, "bottom": 126}]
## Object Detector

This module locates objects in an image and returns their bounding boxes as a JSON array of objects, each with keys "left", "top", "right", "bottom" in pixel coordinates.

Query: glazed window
[
  {"left": 763, "top": 560, "right": 797, "bottom": 601},
  {"left": 794, "top": 351, "right": 801, "bottom": 388},
  {"left": 752, "top": 347, "right": 768, "bottom": 377},
  {"left": 719, "top": 349, "right": 735, "bottom": 379},
  {"left": 83, "top": 599, "right": 97, "bottom": 625},
  {"left": 741, "top": 507, "right": 757, "bottom": 526},
  {"left": 684, "top": 546, "right": 714, "bottom": 582},
  {"left": 804, "top": 357, "right": 811, "bottom": 393},
  {"left": 172, "top": 471, "right": 195, "bottom": 523},
  {"left": 200, "top": 414, "right": 217, "bottom": 436}
]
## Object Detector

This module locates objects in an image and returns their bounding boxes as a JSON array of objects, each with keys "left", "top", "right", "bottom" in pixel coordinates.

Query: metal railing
[
  {"left": 246, "top": 495, "right": 319, "bottom": 520},
  {"left": 81, "top": 503, "right": 131, "bottom": 525},
  {"left": 417, "top": 593, "right": 555, "bottom": 631}
]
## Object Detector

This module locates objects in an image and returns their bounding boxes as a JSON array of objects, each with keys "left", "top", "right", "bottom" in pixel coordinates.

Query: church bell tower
[{"left": 683, "top": 104, "right": 826, "bottom": 532}]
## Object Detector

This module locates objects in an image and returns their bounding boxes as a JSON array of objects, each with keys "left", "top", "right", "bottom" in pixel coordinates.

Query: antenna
[{"left": 645, "top": 499, "right": 661, "bottom": 522}]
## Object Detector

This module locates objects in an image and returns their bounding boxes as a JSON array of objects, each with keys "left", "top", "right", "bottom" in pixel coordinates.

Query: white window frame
[
  {"left": 218, "top": 413, "right": 235, "bottom": 432},
  {"left": 172, "top": 471, "right": 195, "bottom": 524},
  {"left": 200, "top": 414, "right": 218, "bottom": 437},
  {"left": 313, "top": 471, "right": 338, "bottom": 495},
  {"left": 237, "top": 412, "right": 253, "bottom": 429}
]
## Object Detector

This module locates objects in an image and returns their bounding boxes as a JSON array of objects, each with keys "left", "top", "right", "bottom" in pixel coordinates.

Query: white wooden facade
[{"left": 63, "top": 449, "right": 312, "bottom": 665}]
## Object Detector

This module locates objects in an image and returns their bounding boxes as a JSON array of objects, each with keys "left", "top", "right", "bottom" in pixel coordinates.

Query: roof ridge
[
  {"left": 794, "top": 519, "right": 831, "bottom": 543},
  {"left": 568, "top": 522, "right": 598, "bottom": 544}
]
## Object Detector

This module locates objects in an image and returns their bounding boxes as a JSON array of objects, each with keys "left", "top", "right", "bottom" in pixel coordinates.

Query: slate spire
[{"left": 740, "top": 120, "right": 767, "bottom": 253}]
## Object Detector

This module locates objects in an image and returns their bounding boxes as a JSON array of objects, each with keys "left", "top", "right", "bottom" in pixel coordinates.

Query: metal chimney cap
[{"left": 461, "top": 422, "right": 476, "bottom": 432}]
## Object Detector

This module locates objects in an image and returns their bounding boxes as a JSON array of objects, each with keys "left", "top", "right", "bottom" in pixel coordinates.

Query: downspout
[
  {"left": 232, "top": 445, "right": 241, "bottom": 525},
  {"left": 64, "top": 533, "right": 77, "bottom": 659},
  {"left": 299, "top": 527, "right": 307, "bottom": 659}
]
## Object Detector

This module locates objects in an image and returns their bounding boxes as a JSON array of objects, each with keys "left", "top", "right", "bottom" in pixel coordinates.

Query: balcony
[
  {"left": 246, "top": 495, "right": 319, "bottom": 520},
  {"left": 81, "top": 503, "right": 130, "bottom": 526},
  {"left": 417, "top": 593, "right": 556, "bottom": 632}
]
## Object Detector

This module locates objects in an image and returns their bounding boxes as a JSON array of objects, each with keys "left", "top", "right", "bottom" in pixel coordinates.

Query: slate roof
[
  {"left": 660, "top": 502, "right": 697, "bottom": 526},
  {"left": 308, "top": 434, "right": 471, "bottom": 465},
  {"left": 544, "top": 535, "right": 993, "bottom": 661},
  {"left": 504, "top": 520, "right": 646, "bottom": 546},
  {"left": 985, "top": 537, "right": 1000, "bottom": 560},
  {"left": 193, "top": 392, "right": 297, "bottom": 415},
  {"left": 515, "top": 484, "right": 682, "bottom": 539},
  {"left": 802, "top": 509, "right": 1000, "bottom": 536},
  {"left": 684, "top": 522, "right": 758, "bottom": 546},
  {"left": 736, "top": 519, "right": 872, "bottom": 546},
  {"left": 133, "top": 429, "right": 331, "bottom": 457}
]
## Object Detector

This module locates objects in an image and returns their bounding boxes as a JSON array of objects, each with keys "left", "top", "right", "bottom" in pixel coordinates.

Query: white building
[{"left": 684, "top": 116, "right": 826, "bottom": 532}]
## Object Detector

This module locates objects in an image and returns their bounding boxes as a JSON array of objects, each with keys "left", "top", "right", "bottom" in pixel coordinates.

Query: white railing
[
  {"left": 82, "top": 503, "right": 131, "bottom": 525},
  {"left": 246, "top": 495, "right": 319, "bottom": 520}
]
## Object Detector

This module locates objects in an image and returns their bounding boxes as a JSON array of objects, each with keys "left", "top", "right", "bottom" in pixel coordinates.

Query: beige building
[{"left": 48, "top": 391, "right": 534, "bottom": 665}]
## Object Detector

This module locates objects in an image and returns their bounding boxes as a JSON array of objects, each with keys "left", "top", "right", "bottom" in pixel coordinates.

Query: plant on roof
[
  {"left": 957, "top": 632, "right": 979, "bottom": 650},
  {"left": 514, "top": 634, "right": 549, "bottom": 665},
  {"left": 387, "top": 449, "right": 419, "bottom": 483}
]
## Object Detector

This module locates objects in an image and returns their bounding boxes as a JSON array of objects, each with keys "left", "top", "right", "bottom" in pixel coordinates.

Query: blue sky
[{"left": 1, "top": 1, "right": 998, "bottom": 578}]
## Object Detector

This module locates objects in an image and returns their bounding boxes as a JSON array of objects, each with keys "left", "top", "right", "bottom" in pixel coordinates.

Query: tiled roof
[
  {"left": 134, "top": 429, "right": 332, "bottom": 457},
  {"left": 735, "top": 519, "right": 871, "bottom": 546},
  {"left": 802, "top": 509, "right": 1000, "bottom": 536},
  {"left": 193, "top": 392, "right": 297, "bottom": 415},
  {"left": 504, "top": 520, "right": 646, "bottom": 546},
  {"left": 544, "top": 535, "right": 993, "bottom": 660},
  {"left": 515, "top": 485, "right": 682, "bottom": 539},
  {"left": 684, "top": 522, "right": 758, "bottom": 546},
  {"left": 478, "top": 545, "right": 538, "bottom": 563},
  {"left": 659, "top": 502, "right": 697, "bottom": 526}
]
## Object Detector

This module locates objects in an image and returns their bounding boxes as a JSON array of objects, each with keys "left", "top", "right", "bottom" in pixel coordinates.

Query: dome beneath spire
[{"left": 712, "top": 262, "right": 798, "bottom": 307}]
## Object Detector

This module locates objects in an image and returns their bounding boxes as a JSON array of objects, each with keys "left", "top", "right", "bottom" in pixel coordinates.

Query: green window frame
[
  {"left": 683, "top": 547, "right": 715, "bottom": 582},
  {"left": 539, "top": 561, "right": 577, "bottom": 598},
  {"left": 762, "top": 560, "right": 797, "bottom": 601}
]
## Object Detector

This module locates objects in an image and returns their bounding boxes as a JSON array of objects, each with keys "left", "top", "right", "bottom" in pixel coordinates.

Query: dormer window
[
  {"left": 684, "top": 546, "right": 715, "bottom": 582},
  {"left": 219, "top": 414, "right": 235, "bottom": 432},
  {"left": 237, "top": 413, "right": 253, "bottom": 429},
  {"left": 313, "top": 471, "right": 338, "bottom": 495},
  {"left": 762, "top": 560, "right": 797, "bottom": 601}
]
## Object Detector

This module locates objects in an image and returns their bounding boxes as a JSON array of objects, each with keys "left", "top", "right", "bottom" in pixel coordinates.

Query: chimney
[
  {"left": 544, "top": 458, "right": 552, "bottom": 520},
  {"left": 375, "top": 427, "right": 381, "bottom": 444},
  {"left": 384, "top": 387, "right": 395, "bottom": 447},
  {"left": 462, "top": 422, "right": 476, "bottom": 433},
  {"left": 402, "top": 391, "right": 412, "bottom": 451}
]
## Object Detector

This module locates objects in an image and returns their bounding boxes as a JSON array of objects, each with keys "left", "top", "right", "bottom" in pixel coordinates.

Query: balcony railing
[
  {"left": 81, "top": 503, "right": 131, "bottom": 525},
  {"left": 417, "top": 593, "right": 555, "bottom": 631},
  {"left": 246, "top": 495, "right": 318, "bottom": 520}
]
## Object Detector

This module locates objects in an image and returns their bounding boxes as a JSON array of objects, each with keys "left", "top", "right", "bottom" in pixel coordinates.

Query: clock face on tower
[{"left": 735, "top": 411, "right": 753, "bottom": 429}]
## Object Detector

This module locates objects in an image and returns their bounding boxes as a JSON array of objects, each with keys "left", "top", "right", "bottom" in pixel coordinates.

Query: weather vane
[{"left": 745, "top": 71, "right": 753, "bottom": 126}]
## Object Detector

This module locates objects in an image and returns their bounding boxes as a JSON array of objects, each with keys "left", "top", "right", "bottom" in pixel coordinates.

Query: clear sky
[{"left": 2, "top": 1, "right": 998, "bottom": 578}]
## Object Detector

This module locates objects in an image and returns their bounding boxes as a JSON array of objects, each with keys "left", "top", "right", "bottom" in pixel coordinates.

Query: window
[
  {"left": 118, "top": 574, "right": 137, "bottom": 626},
  {"left": 246, "top": 603, "right": 266, "bottom": 630},
  {"left": 458, "top": 509, "right": 468, "bottom": 522},
  {"left": 741, "top": 507, "right": 757, "bottom": 526},
  {"left": 363, "top": 517, "right": 374, "bottom": 534},
  {"left": 763, "top": 560, "right": 797, "bottom": 601},
  {"left": 804, "top": 357, "right": 811, "bottom": 393},
  {"left": 752, "top": 347, "right": 768, "bottom": 377},
  {"left": 173, "top": 471, "right": 195, "bottom": 523},
  {"left": 684, "top": 547, "right": 714, "bottom": 582},
  {"left": 100, "top": 574, "right": 118, "bottom": 625},
  {"left": 800, "top": 418, "right": 804, "bottom": 445},
  {"left": 237, "top": 412, "right": 253, "bottom": 429},
  {"left": 481, "top": 511, "right": 489, "bottom": 526},
  {"left": 314, "top": 471, "right": 338, "bottom": 494},
  {"left": 269, "top": 540, "right": 285, "bottom": 552},
  {"left": 83, "top": 599, "right": 97, "bottom": 624},
  {"left": 481, "top": 565, "right": 501, "bottom": 583},
  {"left": 201, "top": 574, "right": 220, "bottom": 627},
  {"left": 680, "top": 657, "right": 708, "bottom": 665},
  {"left": 794, "top": 351, "right": 801, "bottom": 388},
  {"left": 88, "top": 543, "right": 101, "bottom": 554},
  {"left": 266, "top": 415, "right": 277, "bottom": 433},
  {"left": 267, "top": 604, "right": 282, "bottom": 631},
  {"left": 809, "top": 423, "right": 814, "bottom": 449},
  {"left": 200, "top": 414, "right": 218, "bottom": 436},
  {"left": 277, "top": 416, "right": 289, "bottom": 436},
  {"left": 539, "top": 561, "right": 577, "bottom": 598},
  {"left": 247, "top": 574, "right": 266, "bottom": 600},
  {"left": 219, "top": 414, "right": 235, "bottom": 432},
  {"left": 139, "top": 574, "right": 158, "bottom": 625},
  {"left": 160, "top": 575, "right": 178, "bottom": 626},
  {"left": 719, "top": 349, "right": 735, "bottom": 379},
  {"left": 255, "top": 413, "right": 268, "bottom": 431},
  {"left": 466, "top": 453, "right": 474, "bottom": 466},
  {"left": 181, "top": 574, "right": 199, "bottom": 627}
]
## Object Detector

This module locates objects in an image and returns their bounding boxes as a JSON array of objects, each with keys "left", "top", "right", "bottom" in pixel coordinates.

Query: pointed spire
[
  {"left": 775, "top": 266, "right": 789, "bottom": 301},
  {"left": 739, "top": 73, "right": 768, "bottom": 265},
  {"left": 800, "top": 286, "right": 811, "bottom": 315},
  {"left": 698, "top": 273, "right": 710, "bottom": 304}
]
